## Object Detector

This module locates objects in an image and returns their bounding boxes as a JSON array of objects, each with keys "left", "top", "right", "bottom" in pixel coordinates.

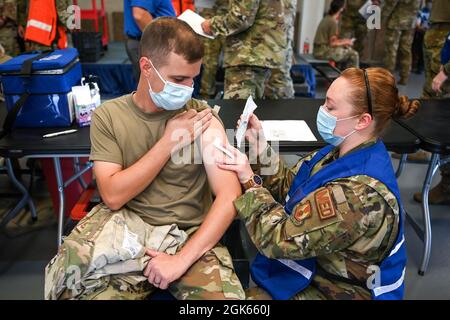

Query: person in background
[
  {"left": 382, "top": 0, "right": 421, "bottom": 85},
  {"left": 124, "top": 0, "right": 176, "bottom": 81},
  {"left": 196, "top": 0, "right": 228, "bottom": 99},
  {"left": 0, "top": 0, "right": 21, "bottom": 57},
  {"left": 414, "top": 31, "right": 450, "bottom": 205},
  {"left": 264, "top": 0, "right": 296, "bottom": 100},
  {"left": 200, "top": 0, "right": 289, "bottom": 99},
  {"left": 340, "top": 0, "right": 381, "bottom": 58},
  {"left": 313, "top": 0, "right": 359, "bottom": 70}
]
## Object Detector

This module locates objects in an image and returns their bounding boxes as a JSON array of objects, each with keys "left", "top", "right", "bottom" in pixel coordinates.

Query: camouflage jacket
[
  {"left": 0, "top": 0, "right": 18, "bottom": 25},
  {"left": 382, "top": 0, "right": 421, "bottom": 30},
  {"left": 209, "top": 0, "right": 289, "bottom": 68},
  {"left": 234, "top": 141, "right": 400, "bottom": 300}
]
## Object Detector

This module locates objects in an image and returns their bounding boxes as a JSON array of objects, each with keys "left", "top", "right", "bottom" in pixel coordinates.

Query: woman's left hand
[{"left": 215, "top": 143, "right": 254, "bottom": 184}]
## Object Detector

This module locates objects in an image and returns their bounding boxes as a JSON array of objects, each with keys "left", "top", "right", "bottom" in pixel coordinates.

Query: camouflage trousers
[
  {"left": 0, "top": 26, "right": 20, "bottom": 57},
  {"left": 314, "top": 45, "right": 360, "bottom": 69},
  {"left": 245, "top": 275, "right": 371, "bottom": 300},
  {"left": 200, "top": 36, "right": 225, "bottom": 98},
  {"left": 422, "top": 28, "right": 450, "bottom": 99},
  {"left": 45, "top": 204, "right": 245, "bottom": 300},
  {"left": 265, "top": 43, "right": 295, "bottom": 99},
  {"left": 383, "top": 28, "right": 415, "bottom": 80},
  {"left": 224, "top": 66, "right": 271, "bottom": 100},
  {"left": 340, "top": 14, "right": 368, "bottom": 56}
]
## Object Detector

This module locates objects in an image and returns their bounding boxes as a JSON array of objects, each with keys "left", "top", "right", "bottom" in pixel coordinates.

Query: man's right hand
[{"left": 163, "top": 108, "right": 213, "bottom": 152}]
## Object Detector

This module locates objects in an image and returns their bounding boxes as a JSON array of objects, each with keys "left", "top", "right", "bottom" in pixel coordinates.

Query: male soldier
[
  {"left": 196, "top": 0, "right": 228, "bottom": 99},
  {"left": 264, "top": 0, "right": 296, "bottom": 100},
  {"left": 200, "top": 0, "right": 288, "bottom": 99},
  {"left": 44, "top": 17, "right": 245, "bottom": 300},
  {"left": 399, "top": 0, "right": 450, "bottom": 183},
  {"left": 382, "top": 0, "right": 421, "bottom": 85},
  {"left": 0, "top": 0, "right": 21, "bottom": 57},
  {"left": 414, "top": 30, "right": 450, "bottom": 205},
  {"left": 421, "top": 0, "right": 450, "bottom": 98},
  {"left": 314, "top": 0, "right": 359, "bottom": 69},
  {"left": 340, "top": 0, "right": 381, "bottom": 57}
]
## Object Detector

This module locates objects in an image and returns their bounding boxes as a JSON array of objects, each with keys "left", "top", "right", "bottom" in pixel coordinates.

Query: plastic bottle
[{"left": 303, "top": 37, "right": 310, "bottom": 54}]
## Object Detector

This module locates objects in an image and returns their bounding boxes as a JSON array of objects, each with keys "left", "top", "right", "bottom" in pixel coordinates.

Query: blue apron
[{"left": 250, "top": 140, "right": 407, "bottom": 300}]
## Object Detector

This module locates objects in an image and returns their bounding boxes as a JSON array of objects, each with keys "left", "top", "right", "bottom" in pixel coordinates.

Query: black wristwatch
[{"left": 242, "top": 174, "right": 263, "bottom": 190}]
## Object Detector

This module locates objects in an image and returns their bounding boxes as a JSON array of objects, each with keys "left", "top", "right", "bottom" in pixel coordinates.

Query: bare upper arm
[
  {"left": 201, "top": 117, "right": 241, "bottom": 197},
  {"left": 132, "top": 6, "right": 152, "bottom": 20},
  {"left": 93, "top": 161, "right": 122, "bottom": 195}
]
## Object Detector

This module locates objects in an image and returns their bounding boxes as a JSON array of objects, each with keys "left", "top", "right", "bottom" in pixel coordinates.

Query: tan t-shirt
[
  {"left": 314, "top": 15, "right": 338, "bottom": 46},
  {"left": 89, "top": 94, "right": 218, "bottom": 229}
]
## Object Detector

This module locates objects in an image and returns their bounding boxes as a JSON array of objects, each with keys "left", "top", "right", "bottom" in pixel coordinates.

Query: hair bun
[{"left": 395, "top": 95, "right": 420, "bottom": 119}]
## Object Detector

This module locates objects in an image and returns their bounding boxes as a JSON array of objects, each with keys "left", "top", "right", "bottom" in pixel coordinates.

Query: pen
[{"left": 43, "top": 129, "right": 78, "bottom": 138}]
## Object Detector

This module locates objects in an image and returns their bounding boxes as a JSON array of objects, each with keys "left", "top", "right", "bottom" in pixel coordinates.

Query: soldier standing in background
[
  {"left": 0, "top": 0, "right": 21, "bottom": 57},
  {"left": 382, "top": 0, "right": 421, "bottom": 85},
  {"left": 414, "top": 6, "right": 450, "bottom": 204},
  {"left": 196, "top": 0, "right": 228, "bottom": 99},
  {"left": 264, "top": 0, "right": 296, "bottom": 100},
  {"left": 421, "top": 0, "right": 450, "bottom": 98},
  {"left": 340, "top": 0, "right": 381, "bottom": 58},
  {"left": 201, "top": 0, "right": 288, "bottom": 100}
]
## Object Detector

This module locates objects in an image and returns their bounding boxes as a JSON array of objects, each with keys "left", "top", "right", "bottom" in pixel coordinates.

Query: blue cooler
[{"left": 0, "top": 48, "right": 82, "bottom": 128}]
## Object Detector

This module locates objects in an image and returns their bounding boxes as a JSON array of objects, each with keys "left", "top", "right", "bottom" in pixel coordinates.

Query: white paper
[
  {"left": 235, "top": 96, "right": 258, "bottom": 148},
  {"left": 260, "top": 120, "right": 317, "bottom": 141},
  {"left": 178, "top": 9, "right": 215, "bottom": 39},
  {"left": 358, "top": 0, "right": 373, "bottom": 20}
]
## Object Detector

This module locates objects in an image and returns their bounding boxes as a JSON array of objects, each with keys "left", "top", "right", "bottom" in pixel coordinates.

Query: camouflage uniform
[
  {"left": 382, "top": 0, "right": 421, "bottom": 84},
  {"left": 265, "top": 0, "right": 296, "bottom": 100},
  {"left": 340, "top": 0, "right": 369, "bottom": 56},
  {"left": 412, "top": 0, "right": 450, "bottom": 205},
  {"left": 197, "top": 0, "right": 228, "bottom": 99},
  {"left": 235, "top": 141, "right": 399, "bottom": 300},
  {"left": 209, "top": 0, "right": 288, "bottom": 99},
  {"left": 421, "top": 0, "right": 450, "bottom": 99},
  {"left": 21, "top": 0, "right": 72, "bottom": 51},
  {"left": 0, "top": 0, "right": 20, "bottom": 56},
  {"left": 45, "top": 205, "right": 245, "bottom": 300}
]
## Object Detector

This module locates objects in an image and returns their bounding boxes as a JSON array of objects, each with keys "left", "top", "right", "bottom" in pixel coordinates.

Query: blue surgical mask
[
  {"left": 316, "top": 105, "right": 359, "bottom": 146},
  {"left": 146, "top": 59, "right": 194, "bottom": 111}
]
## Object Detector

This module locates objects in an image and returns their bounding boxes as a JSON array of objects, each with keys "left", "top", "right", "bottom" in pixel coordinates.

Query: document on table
[
  {"left": 260, "top": 120, "right": 317, "bottom": 141},
  {"left": 178, "top": 9, "right": 215, "bottom": 39},
  {"left": 235, "top": 96, "right": 258, "bottom": 148}
]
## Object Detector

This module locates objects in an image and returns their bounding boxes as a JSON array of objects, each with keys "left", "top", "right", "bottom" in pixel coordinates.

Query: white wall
[{"left": 296, "top": 0, "right": 326, "bottom": 55}]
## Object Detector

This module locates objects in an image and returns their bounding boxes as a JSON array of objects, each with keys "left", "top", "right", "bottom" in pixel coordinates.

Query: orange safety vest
[
  {"left": 171, "top": 0, "right": 195, "bottom": 16},
  {"left": 24, "top": 0, "right": 67, "bottom": 49}
]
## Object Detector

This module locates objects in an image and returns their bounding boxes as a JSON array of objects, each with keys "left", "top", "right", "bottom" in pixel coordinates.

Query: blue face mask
[
  {"left": 147, "top": 59, "right": 194, "bottom": 111},
  {"left": 316, "top": 105, "right": 359, "bottom": 146}
]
